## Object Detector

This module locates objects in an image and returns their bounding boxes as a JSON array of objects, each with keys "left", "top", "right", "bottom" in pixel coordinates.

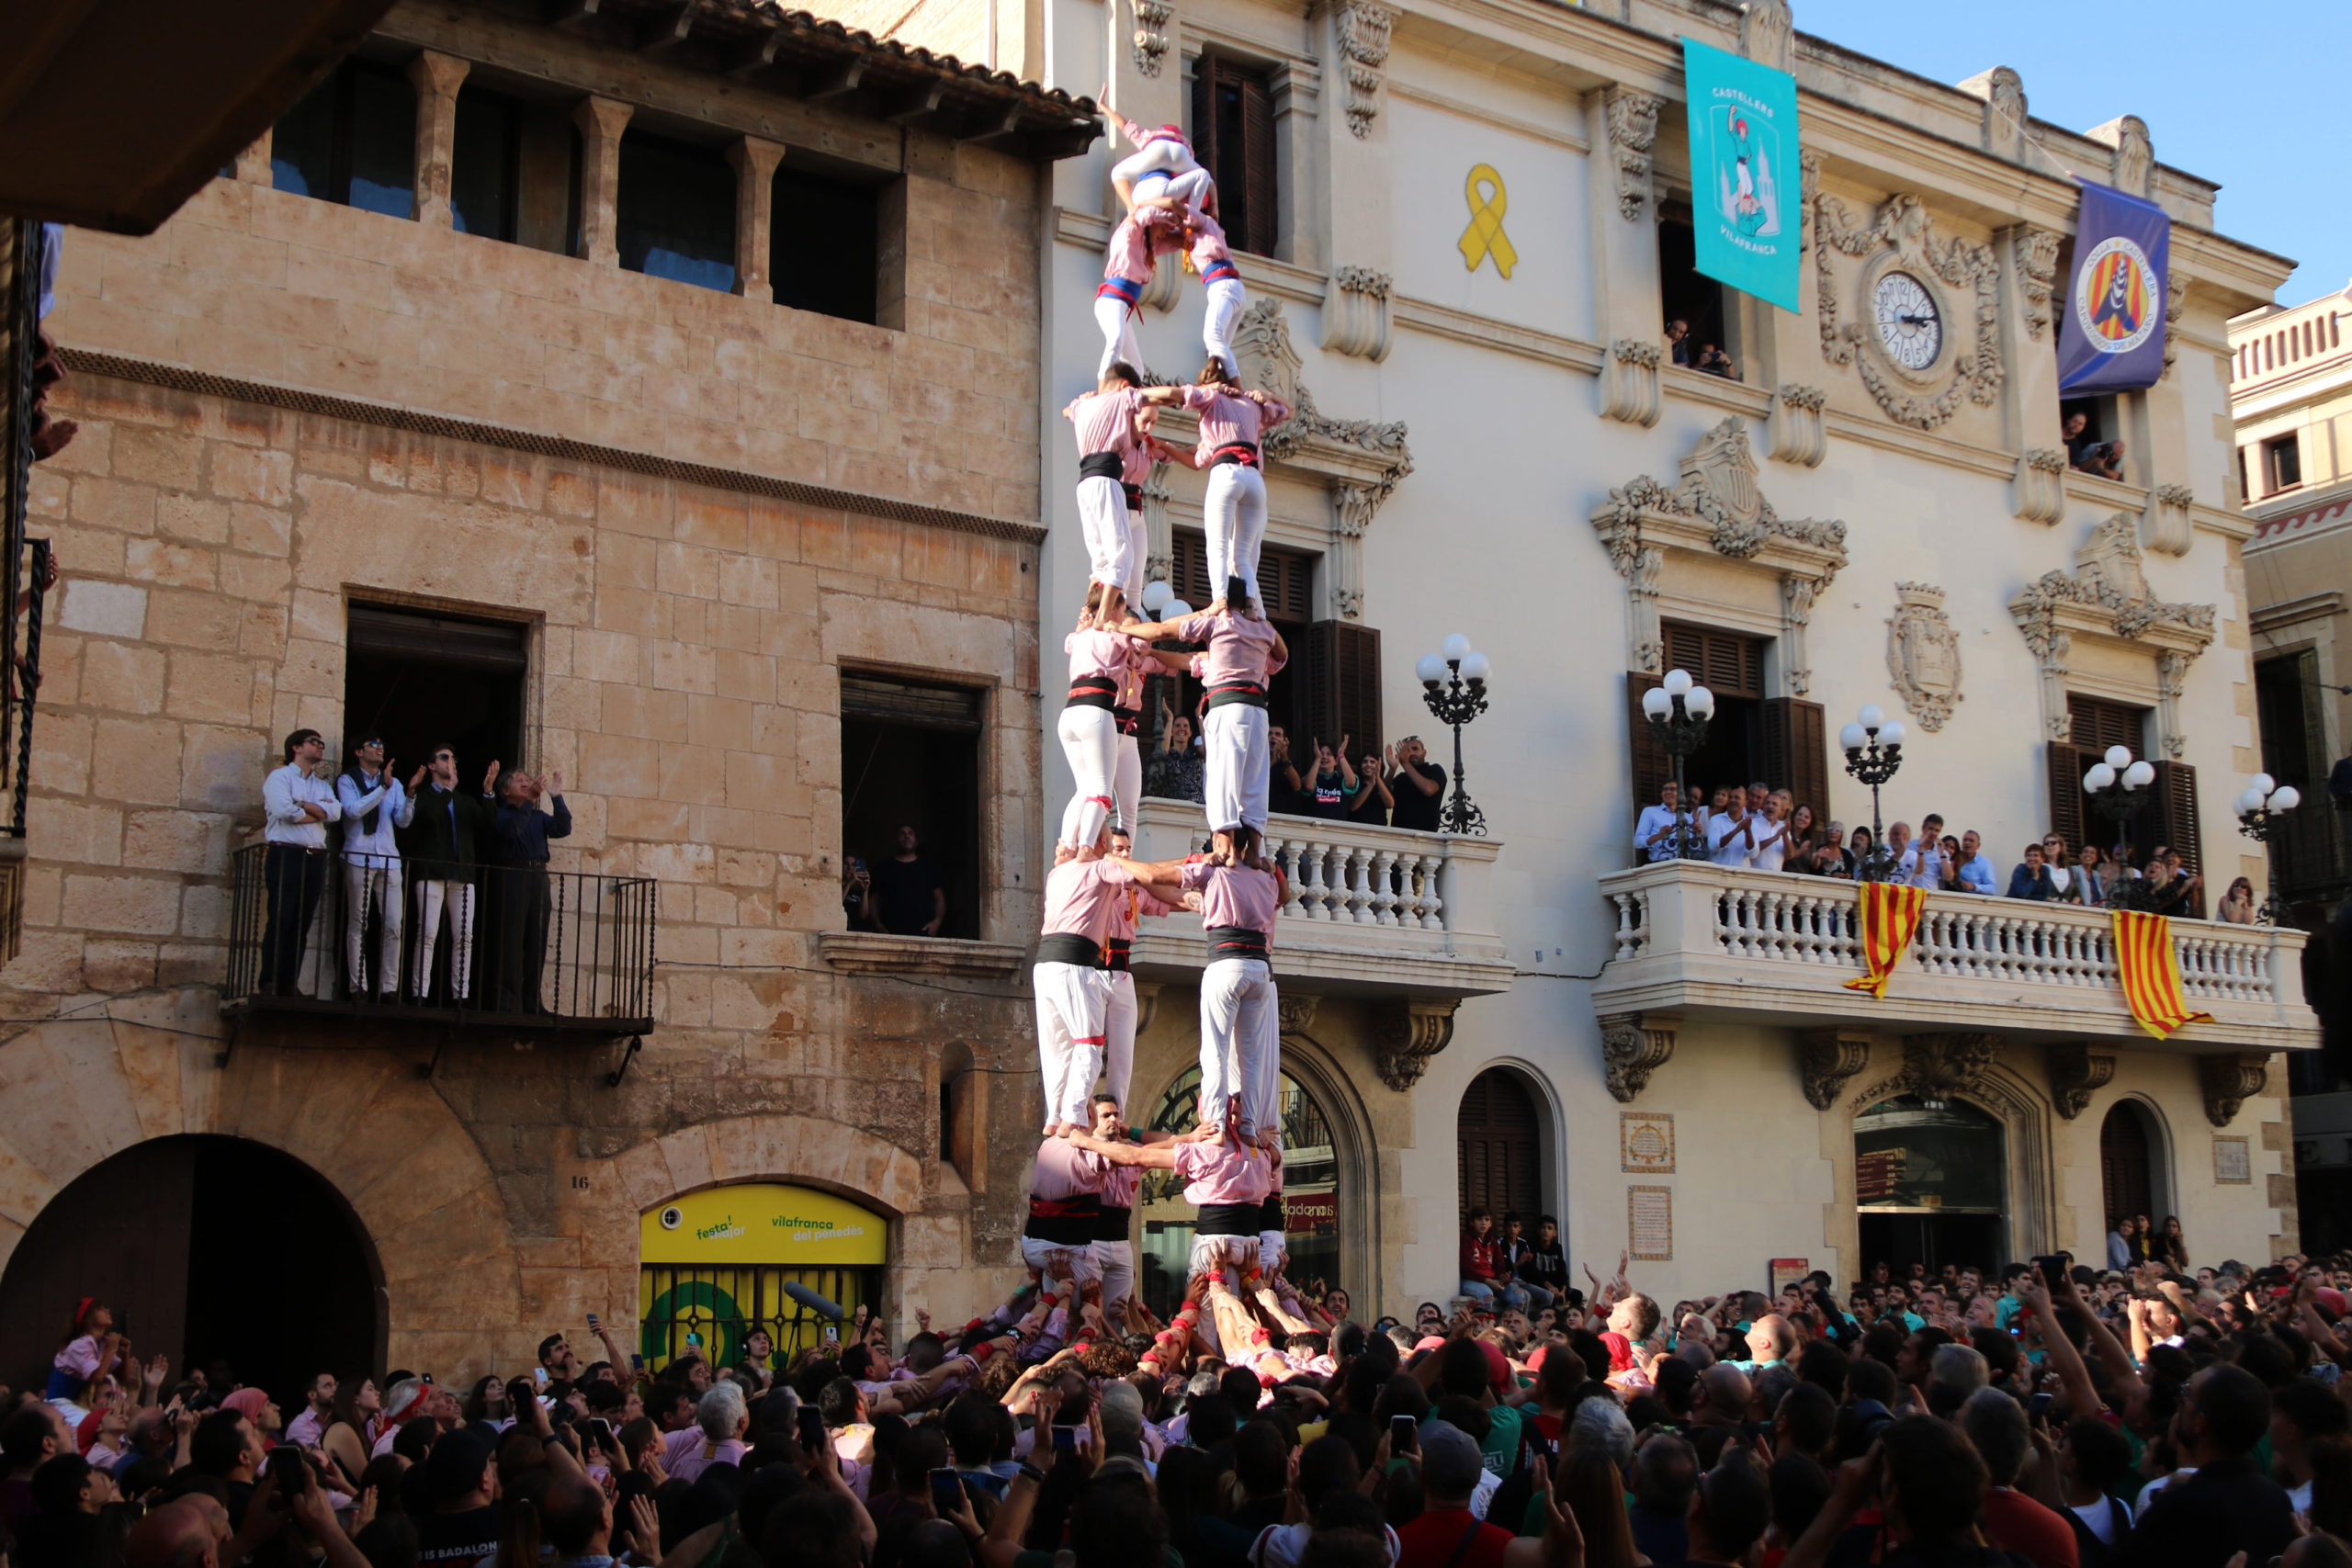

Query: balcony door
[
  {"left": 1629, "top": 624, "right": 1828, "bottom": 837},
  {"left": 1457, "top": 1067, "right": 1542, "bottom": 1225},
  {"left": 1855, "top": 1095, "right": 2007, "bottom": 1277},
  {"left": 2098, "top": 1100, "right": 2158, "bottom": 1230}
]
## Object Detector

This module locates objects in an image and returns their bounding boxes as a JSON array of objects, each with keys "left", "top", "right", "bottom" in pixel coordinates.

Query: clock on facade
[{"left": 1873, "top": 271, "right": 1942, "bottom": 371}]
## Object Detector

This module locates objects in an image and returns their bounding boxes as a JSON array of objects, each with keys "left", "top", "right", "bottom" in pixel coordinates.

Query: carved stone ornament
[
  {"left": 2012, "top": 446, "right": 2068, "bottom": 527},
  {"left": 1591, "top": 420, "right": 1849, "bottom": 676},
  {"left": 1130, "top": 0, "right": 1172, "bottom": 73},
  {"left": 2009, "top": 226, "right": 2062, "bottom": 343},
  {"left": 1600, "top": 1013, "right": 1677, "bottom": 1103},
  {"left": 2009, "top": 511, "right": 2215, "bottom": 742},
  {"left": 1769, "top": 383, "right": 1827, "bottom": 468},
  {"left": 1958, "top": 66, "right": 2033, "bottom": 164},
  {"left": 2143, "top": 482, "right": 2195, "bottom": 558},
  {"left": 1603, "top": 88, "right": 1660, "bottom": 224},
  {"left": 1814, "top": 191, "right": 2004, "bottom": 430},
  {"left": 2089, "top": 114, "right": 2154, "bottom": 197},
  {"left": 1374, "top": 998, "right": 1457, "bottom": 1090},
  {"left": 1278, "top": 990, "right": 1321, "bottom": 1035},
  {"left": 2198, "top": 1053, "right": 2269, "bottom": 1128},
  {"left": 1738, "top": 0, "right": 1792, "bottom": 73},
  {"left": 1852, "top": 1032, "right": 2003, "bottom": 1111},
  {"left": 1800, "top": 1029, "right": 1872, "bottom": 1111},
  {"left": 2156, "top": 648, "right": 2190, "bottom": 759},
  {"left": 2046, "top": 1043, "right": 2116, "bottom": 1120},
  {"left": 1887, "top": 581, "right": 1962, "bottom": 731},
  {"left": 1142, "top": 247, "right": 1184, "bottom": 313},
  {"left": 1600, "top": 337, "right": 1662, "bottom": 428},
  {"left": 1332, "top": 0, "right": 1393, "bottom": 139},
  {"left": 1321, "top": 265, "right": 1394, "bottom": 362},
  {"left": 2160, "top": 275, "right": 2188, "bottom": 381}
]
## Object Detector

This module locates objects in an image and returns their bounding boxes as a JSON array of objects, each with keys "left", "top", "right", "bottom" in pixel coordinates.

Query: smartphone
[
  {"left": 1389, "top": 1414, "right": 1417, "bottom": 1453},
  {"left": 684, "top": 1332, "right": 702, "bottom": 1348},
  {"left": 629, "top": 1353, "right": 645, "bottom": 1372},
  {"left": 929, "top": 1469, "right": 964, "bottom": 1515},
  {"left": 587, "top": 1419, "right": 615, "bottom": 1452},
  {"left": 797, "top": 1405, "right": 827, "bottom": 1450},
  {"left": 586, "top": 1313, "right": 602, "bottom": 1332},
  {"left": 535, "top": 1367, "right": 549, "bottom": 1384},
  {"left": 269, "top": 1446, "right": 311, "bottom": 1502},
  {"left": 824, "top": 1325, "right": 839, "bottom": 1343},
  {"left": 2028, "top": 1392, "right": 2053, "bottom": 1422},
  {"left": 1052, "top": 1425, "right": 1078, "bottom": 1454},
  {"left": 2030, "top": 1254, "right": 2072, "bottom": 1284}
]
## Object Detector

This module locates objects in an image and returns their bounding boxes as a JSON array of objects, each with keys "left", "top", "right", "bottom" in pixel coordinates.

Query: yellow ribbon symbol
[{"left": 1458, "top": 164, "right": 1516, "bottom": 279}]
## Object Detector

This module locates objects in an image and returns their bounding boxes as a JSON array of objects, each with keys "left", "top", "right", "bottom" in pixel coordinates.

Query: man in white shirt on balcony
[
  {"left": 337, "top": 736, "right": 415, "bottom": 998},
  {"left": 1898, "top": 812, "right": 1946, "bottom": 889},
  {"left": 259, "top": 728, "right": 341, "bottom": 996},
  {"left": 1709, "top": 785, "right": 1756, "bottom": 867},
  {"left": 1634, "top": 781, "right": 1686, "bottom": 863},
  {"left": 1954, "top": 829, "right": 1998, "bottom": 896}
]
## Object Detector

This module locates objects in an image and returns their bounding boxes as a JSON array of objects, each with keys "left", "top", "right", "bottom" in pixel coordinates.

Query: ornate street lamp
[
  {"left": 2082, "top": 745, "right": 2157, "bottom": 910},
  {"left": 1417, "top": 634, "right": 1491, "bottom": 836},
  {"left": 1638, "top": 668, "right": 1716, "bottom": 860},
  {"left": 1838, "top": 705, "right": 1905, "bottom": 882},
  {"left": 2233, "top": 773, "right": 2301, "bottom": 924}
]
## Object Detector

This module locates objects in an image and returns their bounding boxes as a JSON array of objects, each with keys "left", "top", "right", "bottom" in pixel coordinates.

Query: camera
[{"left": 930, "top": 1469, "right": 964, "bottom": 1515}]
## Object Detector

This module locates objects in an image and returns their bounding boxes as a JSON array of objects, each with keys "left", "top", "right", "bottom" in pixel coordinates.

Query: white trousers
[
  {"left": 1188, "top": 1233, "right": 1261, "bottom": 1293},
  {"left": 1120, "top": 156, "right": 1215, "bottom": 214},
  {"left": 1057, "top": 705, "right": 1120, "bottom": 851},
  {"left": 1076, "top": 475, "right": 1134, "bottom": 591},
  {"left": 1105, "top": 970, "right": 1137, "bottom": 1113},
  {"left": 1020, "top": 1236, "right": 1102, "bottom": 1286},
  {"left": 411, "top": 878, "right": 475, "bottom": 999},
  {"left": 1203, "top": 277, "right": 1246, "bottom": 378},
  {"left": 1200, "top": 954, "right": 1276, "bottom": 1138},
  {"left": 344, "top": 858, "right": 404, "bottom": 995},
  {"left": 1204, "top": 703, "right": 1270, "bottom": 832},
  {"left": 1123, "top": 505, "right": 1147, "bottom": 605},
  {"left": 1095, "top": 1237, "right": 1136, "bottom": 1313},
  {"left": 1095, "top": 295, "right": 1141, "bottom": 378},
  {"left": 1035, "top": 959, "right": 1115, "bottom": 1126},
  {"left": 1204, "top": 460, "right": 1267, "bottom": 608},
  {"left": 1114, "top": 731, "right": 1142, "bottom": 837}
]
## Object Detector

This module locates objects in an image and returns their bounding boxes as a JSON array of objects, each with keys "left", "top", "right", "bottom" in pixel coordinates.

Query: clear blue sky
[{"left": 1797, "top": 0, "right": 2347, "bottom": 308}]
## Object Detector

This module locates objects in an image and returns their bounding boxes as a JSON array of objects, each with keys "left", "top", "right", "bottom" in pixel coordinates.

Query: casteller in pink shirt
[
  {"left": 1178, "top": 383, "right": 1291, "bottom": 457},
  {"left": 1173, "top": 1139, "right": 1273, "bottom": 1211},
  {"left": 1040, "top": 856, "right": 1137, "bottom": 942},
  {"left": 1063, "top": 387, "right": 1157, "bottom": 487},
  {"left": 1179, "top": 860, "right": 1282, "bottom": 935},
  {"left": 1173, "top": 612, "right": 1283, "bottom": 689}
]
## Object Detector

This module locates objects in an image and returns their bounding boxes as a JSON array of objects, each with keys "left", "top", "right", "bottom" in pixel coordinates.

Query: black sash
[
  {"left": 1068, "top": 674, "right": 1118, "bottom": 710},
  {"left": 1211, "top": 443, "right": 1260, "bottom": 468},
  {"left": 1035, "top": 932, "right": 1105, "bottom": 968},
  {"left": 1261, "top": 1194, "right": 1284, "bottom": 1231},
  {"left": 1078, "top": 451, "right": 1125, "bottom": 483},
  {"left": 1122, "top": 482, "right": 1143, "bottom": 511},
  {"left": 1114, "top": 705, "right": 1142, "bottom": 736},
  {"left": 1095, "top": 1204, "right": 1133, "bottom": 1242},
  {"left": 1105, "top": 936, "right": 1132, "bottom": 972},
  {"left": 1026, "top": 1192, "right": 1101, "bottom": 1246},
  {"left": 1196, "top": 1202, "right": 1263, "bottom": 1238},
  {"left": 1206, "top": 925, "right": 1269, "bottom": 959},
  {"left": 1206, "top": 682, "right": 1268, "bottom": 711}
]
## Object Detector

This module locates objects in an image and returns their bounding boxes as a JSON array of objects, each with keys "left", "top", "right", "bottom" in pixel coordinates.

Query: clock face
[{"left": 1873, "top": 271, "right": 1943, "bottom": 371}]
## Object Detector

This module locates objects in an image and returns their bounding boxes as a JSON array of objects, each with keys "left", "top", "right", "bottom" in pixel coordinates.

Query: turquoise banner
[{"left": 1679, "top": 38, "right": 1803, "bottom": 313}]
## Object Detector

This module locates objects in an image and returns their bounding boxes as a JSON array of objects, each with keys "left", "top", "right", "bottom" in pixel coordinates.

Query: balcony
[
  {"left": 1126, "top": 798, "right": 1512, "bottom": 1000},
  {"left": 1594, "top": 860, "right": 2318, "bottom": 1054},
  {"left": 220, "top": 844, "right": 657, "bottom": 1043}
]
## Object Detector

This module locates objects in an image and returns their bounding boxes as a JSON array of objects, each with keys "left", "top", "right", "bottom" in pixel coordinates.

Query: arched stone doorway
[
  {"left": 1457, "top": 1067, "right": 1542, "bottom": 1223},
  {"left": 2098, "top": 1099, "right": 2171, "bottom": 1233},
  {"left": 0, "top": 1136, "right": 384, "bottom": 1403},
  {"left": 1855, "top": 1096, "right": 2007, "bottom": 1275}
]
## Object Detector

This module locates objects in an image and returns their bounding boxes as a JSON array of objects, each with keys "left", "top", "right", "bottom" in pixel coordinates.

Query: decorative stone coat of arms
[{"left": 1886, "top": 581, "right": 1962, "bottom": 731}]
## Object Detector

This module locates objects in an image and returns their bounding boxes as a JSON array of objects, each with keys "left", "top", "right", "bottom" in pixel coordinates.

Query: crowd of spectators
[
  {"left": 1152, "top": 716, "right": 1449, "bottom": 835},
  {"left": 1633, "top": 780, "right": 2211, "bottom": 919},
  {"left": 1664, "top": 321, "right": 1738, "bottom": 380},
  {"left": 10, "top": 1232, "right": 2350, "bottom": 1568}
]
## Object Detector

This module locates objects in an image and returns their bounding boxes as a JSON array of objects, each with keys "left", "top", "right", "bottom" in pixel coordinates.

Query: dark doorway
[
  {"left": 840, "top": 673, "right": 983, "bottom": 940},
  {"left": 1657, "top": 209, "right": 1731, "bottom": 372},
  {"left": 2098, "top": 1101, "right": 2156, "bottom": 1228},
  {"left": 1858, "top": 1213, "right": 2006, "bottom": 1277},
  {"left": 343, "top": 604, "right": 527, "bottom": 783},
  {"left": 1856, "top": 1096, "right": 2007, "bottom": 1278},
  {"left": 1663, "top": 622, "right": 1768, "bottom": 800},
  {"left": 1457, "top": 1068, "right": 1541, "bottom": 1224},
  {"left": 0, "top": 1137, "right": 383, "bottom": 1404}
]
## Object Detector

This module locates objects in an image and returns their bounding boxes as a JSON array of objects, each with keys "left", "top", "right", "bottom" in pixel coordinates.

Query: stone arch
[
  {"left": 608, "top": 1113, "right": 931, "bottom": 1223},
  {"left": 2096, "top": 1092, "right": 2177, "bottom": 1232},
  {"left": 1277, "top": 1031, "right": 1382, "bottom": 1309},
  {"left": 1454, "top": 1055, "right": 1568, "bottom": 1235},
  {"left": 0, "top": 998, "right": 527, "bottom": 1378},
  {"left": 1845, "top": 1053, "right": 2058, "bottom": 1264}
]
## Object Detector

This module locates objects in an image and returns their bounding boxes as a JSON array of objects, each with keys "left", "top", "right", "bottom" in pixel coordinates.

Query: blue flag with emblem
[
  {"left": 2056, "top": 179, "right": 2171, "bottom": 394},
  {"left": 1679, "top": 37, "right": 1802, "bottom": 313}
]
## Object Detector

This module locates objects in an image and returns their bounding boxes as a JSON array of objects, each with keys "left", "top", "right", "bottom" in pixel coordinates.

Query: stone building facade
[{"left": 0, "top": 0, "right": 1092, "bottom": 1391}]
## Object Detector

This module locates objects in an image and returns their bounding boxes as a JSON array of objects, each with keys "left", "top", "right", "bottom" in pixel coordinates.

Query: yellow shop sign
[{"left": 639, "top": 1183, "right": 888, "bottom": 1267}]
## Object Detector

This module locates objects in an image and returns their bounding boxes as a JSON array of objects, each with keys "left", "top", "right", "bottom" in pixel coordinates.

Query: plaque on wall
[
  {"left": 2212, "top": 1135, "right": 2251, "bottom": 1185},
  {"left": 1770, "top": 1258, "right": 1810, "bottom": 1295},
  {"left": 1621, "top": 1111, "right": 1677, "bottom": 1173},
  {"left": 1629, "top": 1185, "right": 1674, "bottom": 1260}
]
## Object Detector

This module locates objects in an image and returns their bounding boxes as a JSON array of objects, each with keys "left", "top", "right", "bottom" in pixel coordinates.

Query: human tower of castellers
[{"left": 967, "top": 103, "right": 1320, "bottom": 1388}]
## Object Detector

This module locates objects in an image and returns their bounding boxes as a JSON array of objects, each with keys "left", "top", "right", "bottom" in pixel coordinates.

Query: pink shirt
[
  {"left": 1112, "top": 881, "right": 1179, "bottom": 942},
  {"left": 1065, "top": 388, "right": 1154, "bottom": 484},
  {"left": 1030, "top": 1136, "right": 1111, "bottom": 1201},
  {"left": 1173, "top": 1140, "right": 1273, "bottom": 1210},
  {"left": 55, "top": 1336, "right": 104, "bottom": 1381},
  {"left": 1041, "top": 857, "right": 1136, "bottom": 942},
  {"left": 1180, "top": 861, "right": 1283, "bottom": 934},
  {"left": 1065, "top": 627, "right": 1137, "bottom": 684},
  {"left": 1102, "top": 210, "right": 1181, "bottom": 287},
  {"left": 1102, "top": 1161, "right": 1142, "bottom": 1210},
  {"left": 1188, "top": 211, "right": 1234, "bottom": 270},
  {"left": 1173, "top": 612, "right": 1284, "bottom": 689},
  {"left": 1181, "top": 385, "right": 1292, "bottom": 456},
  {"left": 662, "top": 1427, "right": 746, "bottom": 1483}
]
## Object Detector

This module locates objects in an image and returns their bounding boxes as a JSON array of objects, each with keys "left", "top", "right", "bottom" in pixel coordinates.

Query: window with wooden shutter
[
  {"left": 1170, "top": 528, "right": 1313, "bottom": 623},
  {"left": 1760, "top": 698, "right": 1829, "bottom": 817},
  {"left": 1661, "top": 623, "right": 1768, "bottom": 698},
  {"left": 2146, "top": 760, "right": 2201, "bottom": 878},
  {"left": 2066, "top": 694, "right": 2146, "bottom": 755},
  {"left": 1457, "top": 1068, "right": 1541, "bottom": 1225},
  {"left": 2046, "top": 742, "right": 2088, "bottom": 854},
  {"left": 1191, "top": 56, "right": 1279, "bottom": 256},
  {"left": 1628, "top": 672, "right": 1672, "bottom": 835},
  {"left": 1295, "top": 621, "right": 1382, "bottom": 761}
]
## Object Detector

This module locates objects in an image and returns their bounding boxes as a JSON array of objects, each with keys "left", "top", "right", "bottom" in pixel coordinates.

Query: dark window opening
[
  {"left": 2059, "top": 395, "right": 2128, "bottom": 481},
  {"left": 451, "top": 86, "right": 525, "bottom": 243},
  {"left": 2264, "top": 434, "right": 2303, "bottom": 494},
  {"left": 2065, "top": 694, "right": 2145, "bottom": 756},
  {"left": 772, "top": 165, "right": 881, "bottom": 324},
  {"left": 1660, "top": 622, "right": 1765, "bottom": 797},
  {"left": 2098, "top": 1102, "right": 2154, "bottom": 1226},
  {"left": 272, "top": 58, "right": 416, "bottom": 218},
  {"left": 618, "top": 130, "right": 737, "bottom": 293},
  {"left": 343, "top": 604, "right": 526, "bottom": 784},
  {"left": 1191, "top": 55, "right": 1278, "bottom": 256},
  {"left": 1458, "top": 1067, "right": 1540, "bottom": 1224},
  {"left": 841, "top": 674, "right": 983, "bottom": 940},
  {"left": 1657, "top": 209, "right": 1733, "bottom": 378}
]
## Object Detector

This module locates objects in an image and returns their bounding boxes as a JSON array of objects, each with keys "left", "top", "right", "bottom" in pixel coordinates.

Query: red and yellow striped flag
[
  {"left": 1842, "top": 882, "right": 1927, "bottom": 999},
  {"left": 2110, "top": 909, "right": 2211, "bottom": 1038}
]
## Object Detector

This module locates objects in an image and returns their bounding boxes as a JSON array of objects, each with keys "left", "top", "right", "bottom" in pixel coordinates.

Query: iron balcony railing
[{"left": 222, "top": 844, "right": 656, "bottom": 1033}]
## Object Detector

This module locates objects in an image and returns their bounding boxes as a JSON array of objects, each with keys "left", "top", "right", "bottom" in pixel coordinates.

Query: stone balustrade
[{"left": 1597, "top": 860, "right": 2317, "bottom": 1052}]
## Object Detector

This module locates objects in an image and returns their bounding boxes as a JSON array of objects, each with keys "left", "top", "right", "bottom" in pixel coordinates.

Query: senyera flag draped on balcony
[
  {"left": 1841, "top": 882, "right": 1927, "bottom": 999},
  {"left": 2111, "top": 909, "right": 2212, "bottom": 1038}
]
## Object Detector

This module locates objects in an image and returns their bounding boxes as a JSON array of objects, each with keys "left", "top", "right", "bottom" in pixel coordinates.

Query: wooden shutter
[
  {"left": 1457, "top": 1068, "right": 1540, "bottom": 1224},
  {"left": 2066, "top": 694, "right": 2145, "bottom": 754},
  {"left": 2047, "top": 742, "right": 2088, "bottom": 854},
  {"left": 1628, "top": 672, "right": 1670, "bottom": 860},
  {"left": 1296, "top": 621, "right": 1381, "bottom": 761},
  {"left": 1760, "top": 697, "right": 1829, "bottom": 818},
  {"left": 1189, "top": 59, "right": 1218, "bottom": 191},
  {"left": 2147, "top": 761, "right": 2201, "bottom": 877},
  {"left": 1661, "top": 623, "right": 1767, "bottom": 699},
  {"left": 2098, "top": 1105, "right": 2152, "bottom": 1226},
  {"left": 1169, "top": 529, "right": 1314, "bottom": 623},
  {"left": 1238, "top": 74, "right": 1277, "bottom": 255}
]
